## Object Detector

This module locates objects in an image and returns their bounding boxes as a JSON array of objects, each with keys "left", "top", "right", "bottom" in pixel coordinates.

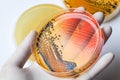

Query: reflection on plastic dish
[
  {"left": 34, "top": 9, "right": 104, "bottom": 78},
  {"left": 64, "top": 0, "right": 120, "bottom": 22},
  {"left": 15, "top": 4, "right": 62, "bottom": 61}
]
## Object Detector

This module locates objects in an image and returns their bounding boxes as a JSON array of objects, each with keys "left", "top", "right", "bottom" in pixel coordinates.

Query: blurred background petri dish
[
  {"left": 34, "top": 9, "right": 104, "bottom": 78},
  {"left": 63, "top": 0, "right": 120, "bottom": 22},
  {"left": 15, "top": 4, "right": 62, "bottom": 61}
]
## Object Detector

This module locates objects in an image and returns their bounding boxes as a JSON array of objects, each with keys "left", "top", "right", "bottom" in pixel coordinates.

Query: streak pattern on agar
[{"left": 34, "top": 11, "right": 104, "bottom": 77}]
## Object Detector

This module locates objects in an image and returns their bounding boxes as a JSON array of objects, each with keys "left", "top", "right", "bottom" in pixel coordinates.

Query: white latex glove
[{"left": 0, "top": 7, "right": 114, "bottom": 80}]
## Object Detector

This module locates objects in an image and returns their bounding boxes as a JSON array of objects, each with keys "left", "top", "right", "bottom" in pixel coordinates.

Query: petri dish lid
[
  {"left": 15, "top": 4, "right": 62, "bottom": 45},
  {"left": 15, "top": 4, "right": 63, "bottom": 61}
]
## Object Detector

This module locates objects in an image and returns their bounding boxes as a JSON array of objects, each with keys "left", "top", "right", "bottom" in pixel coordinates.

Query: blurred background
[{"left": 0, "top": 0, "right": 120, "bottom": 80}]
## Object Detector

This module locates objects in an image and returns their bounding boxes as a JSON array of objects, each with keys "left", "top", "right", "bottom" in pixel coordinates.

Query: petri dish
[
  {"left": 34, "top": 9, "right": 104, "bottom": 78},
  {"left": 15, "top": 4, "right": 62, "bottom": 61},
  {"left": 63, "top": 0, "right": 120, "bottom": 22}
]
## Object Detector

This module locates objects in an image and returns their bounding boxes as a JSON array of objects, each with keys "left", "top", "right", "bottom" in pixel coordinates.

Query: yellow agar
[
  {"left": 15, "top": 4, "right": 62, "bottom": 61},
  {"left": 64, "top": 0, "right": 120, "bottom": 22}
]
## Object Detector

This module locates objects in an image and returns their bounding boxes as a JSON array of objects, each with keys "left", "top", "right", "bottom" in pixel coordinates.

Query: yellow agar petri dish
[
  {"left": 15, "top": 4, "right": 62, "bottom": 61},
  {"left": 64, "top": 0, "right": 120, "bottom": 22},
  {"left": 34, "top": 9, "right": 104, "bottom": 78}
]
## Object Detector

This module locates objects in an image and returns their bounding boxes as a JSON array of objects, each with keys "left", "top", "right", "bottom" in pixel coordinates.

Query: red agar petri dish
[{"left": 34, "top": 9, "right": 104, "bottom": 78}]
